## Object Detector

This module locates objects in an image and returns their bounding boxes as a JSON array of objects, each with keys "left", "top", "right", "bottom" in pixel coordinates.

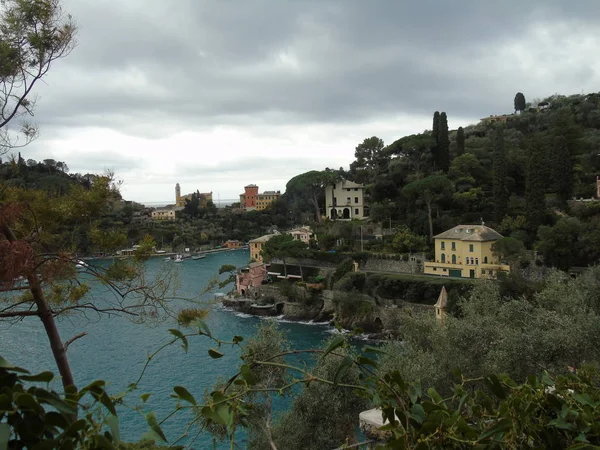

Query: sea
[{"left": 0, "top": 249, "right": 337, "bottom": 449}]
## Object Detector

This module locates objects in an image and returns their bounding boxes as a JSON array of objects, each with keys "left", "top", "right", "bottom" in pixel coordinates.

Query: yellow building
[
  {"left": 175, "top": 183, "right": 213, "bottom": 207},
  {"left": 249, "top": 233, "right": 276, "bottom": 262},
  {"left": 256, "top": 191, "right": 281, "bottom": 211},
  {"left": 423, "top": 225, "right": 510, "bottom": 279},
  {"left": 151, "top": 206, "right": 183, "bottom": 221}
]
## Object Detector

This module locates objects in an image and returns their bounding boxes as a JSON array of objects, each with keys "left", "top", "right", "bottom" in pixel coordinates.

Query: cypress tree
[
  {"left": 492, "top": 128, "right": 508, "bottom": 222},
  {"left": 438, "top": 112, "right": 450, "bottom": 172},
  {"left": 456, "top": 126, "right": 465, "bottom": 156},
  {"left": 514, "top": 92, "right": 526, "bottom": 113},
  {"left": 553, "top": 135, "right": 573, "bottom": 205},
  {"left": 525, "top": 138, "right": 546, "bottom": 233},
  {"left": 431, "top": 111, "right": 440, "bottom": 167}
]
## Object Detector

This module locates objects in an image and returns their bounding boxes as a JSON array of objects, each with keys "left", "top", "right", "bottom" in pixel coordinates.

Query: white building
[{"left": 325, "top": 179, "right": 367, "bottom": 220}]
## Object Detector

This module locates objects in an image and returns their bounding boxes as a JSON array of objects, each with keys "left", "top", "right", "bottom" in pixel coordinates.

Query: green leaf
[
  {"left": 34, "top": 389, "right": 76, "bottom": 416},
  {"left": 208, "top": 348, "right": 224, "bottom": 359},
  {"left": 145, "top": 411, "right": 168, "bottom": 443},
  {"left": 0, "top": 356, "right": 28, "bottom": 373},
  {"left": 94, "top": 433, "right": 116, "bottom": 449},
  {"left": 99, "top": 391, "right": 117, "bottom": 416},
  {"left": 196, "top": 320, "right": 212, "bottom": 337},
  {"left": 233, "top": 335, "right": 244, "bottom": 344},
  {"left": 15, "top": 393, "right": 42, "bottom": 413},
  {"left": 363, "top": 345, "right": 387, "bottom": 355},
  {"left": 19, "top": 371, "right": 54, "bottom": 383},
  {"left": 484, "top": 374, "right": 506, "bottom": 400},
  {"left": 322, "top": 336, "right": 345, "bottom": 359},
  {"left": 200, "top": 406, "right": 222, "bottom": 424},
  {"left": 173, "top": 386, "right": 196, "bottom": 405},
  {"left": 0, "top": 423, "right": 9, "bottom": 450},
  {"left": 106, "top": 415, "right": 120, "bottom": 444},
  {"left": 240, "top": 364, "right": 257, "bottom": 386},
  {"left": 333, "top": 355, "right": 353, "bottom": 385},
  {"left": 140, "top": 393, "right": 151, "bottom": 403},
  {"left": 169, "top": 329, "right": 188, "bottom": 352},
  {"left": 427, "top": 387, "right": 444, "bottom": 404},
  {"left": 478, "top": 418, "right": 512, "bottom": 441},
  {"left": 357, "top": 356, "right": 377, "bottom": 367},
  {"left": 409, "top": 404, "right": 426, "bottom": 424}
]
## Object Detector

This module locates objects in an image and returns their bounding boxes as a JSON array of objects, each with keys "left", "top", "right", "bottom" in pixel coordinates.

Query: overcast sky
[{"left": 16, "top": 0, "right": 600, "bottom": 204}]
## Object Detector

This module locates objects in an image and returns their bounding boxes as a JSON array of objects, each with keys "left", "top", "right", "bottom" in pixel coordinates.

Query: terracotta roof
[{"left": 433, "top": 225, "right": 503, "bottom": 242}]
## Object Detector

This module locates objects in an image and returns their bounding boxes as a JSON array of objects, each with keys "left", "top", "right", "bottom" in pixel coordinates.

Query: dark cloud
[{"left": 25, "top": 0, "right": 600, "bottom": 137}]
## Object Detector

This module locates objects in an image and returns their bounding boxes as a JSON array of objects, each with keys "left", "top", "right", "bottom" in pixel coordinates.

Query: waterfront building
[
  {"left": 249, "top": 233, "right": 277, "bottom": 262},
  {"left": 423, "top": 224, "right": 510, "bottom": 279},
  {"left": 236, "top": 262, "right": 267, "bottom": 296},
  {"left": 223, "top": 240, "right": 244, "bottom": 249},
  {"left": 325, "top": 179, "right": 367, "bottom": 220},
  {"left": 239, "top": 184, "right": 281, "bottom": 211}
]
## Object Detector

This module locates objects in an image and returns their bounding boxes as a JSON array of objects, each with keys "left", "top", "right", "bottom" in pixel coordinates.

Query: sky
[{"left": 10, "top": 0, "right": 600, "bottom": 205}]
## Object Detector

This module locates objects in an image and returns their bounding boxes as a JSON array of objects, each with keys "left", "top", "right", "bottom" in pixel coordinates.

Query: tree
[
  {"left": 0, "top": 0, "right": 76, "bottom": 153},
  {"left": 285, "top": 170, "right": 339, "bottom": 223},
  {"left": 437, "top": 112, "right": 450, "bottom": 172},
  {"left": 553, "top": 135, "right": 573, "bottom": 205},
  {"left": 493, "top": 127, "right": 508, "bottom": 222},
  {"left": 537, "top": 218, "right": 582, "bottom": 270},
  {"left": 525, "top": 138, "right": 547, "bottom": 233},
  {"left": 402, "top": 175, "right": 453, "bottom": 242},
  {"left": 431, "top": 111, "right": 440, "bottom": 167},
  {"left": 514, "top": 92, "right": 526, "bottom": 113},
  {"left": 0, "top": 178, "right": 186, "bottom": 396},
  {"left": 492, "top": 236, "right": 526, "bottom": 264},
  {"left": 455, "top": 126, "right": 465, "bottom": 156},
  {"left": 261, "top": 233, "right": 308, "bottom": 277},
  {"left": 349, "top": 136, "right": 388, "bottom": 175},
  {"left": 391, "top": 226, "right": 428, "bottom": 253}
]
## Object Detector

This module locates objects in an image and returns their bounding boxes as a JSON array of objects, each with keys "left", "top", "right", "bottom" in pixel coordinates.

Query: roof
[
  {"left": 434, "top": 286, "right": 448, "bottom": 309},
  {"left": 433, "top": 225, "right": 503, "bottom": 242},
  {"left": 339, "top": 179, "right": 365, "bottom": 189},
  {"left": 249, "top": 234, "right": 276, "bottom": 243},
  {"left": 248, "top": 262, "right": 264, "bottom": 268}
]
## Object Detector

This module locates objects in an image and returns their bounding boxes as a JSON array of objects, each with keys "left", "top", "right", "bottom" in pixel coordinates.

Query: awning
[{"left": 267, "top": 272, "right": 281, "bottom": 276}]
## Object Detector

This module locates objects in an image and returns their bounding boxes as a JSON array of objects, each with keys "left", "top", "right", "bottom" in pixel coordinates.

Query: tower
[
  {"left": 175, "top": 183, "right": 181, "bottom": 205},
  {"left": 434, "top": 286, "right": 448, "bottom": 323},
  {"left": 244, "top": 184, "right": 259, "bottom": 209}
]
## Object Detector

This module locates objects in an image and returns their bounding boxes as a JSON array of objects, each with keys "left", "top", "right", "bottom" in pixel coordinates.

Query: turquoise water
[{"left": 0, "top": 249, "right": 334, "bottom": 448}]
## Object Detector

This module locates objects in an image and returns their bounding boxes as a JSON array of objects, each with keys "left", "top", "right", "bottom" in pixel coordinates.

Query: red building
[
  {"left": 236, "top": 262, "right": 267, "bottom": 296},
  {"left": 240, "top": 184, "right": 259, "bottom": 209}
]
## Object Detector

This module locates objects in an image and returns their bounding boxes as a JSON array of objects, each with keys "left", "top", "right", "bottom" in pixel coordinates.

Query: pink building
[{"left": 236, "top": 262, "right": 267, "bottom": 296}]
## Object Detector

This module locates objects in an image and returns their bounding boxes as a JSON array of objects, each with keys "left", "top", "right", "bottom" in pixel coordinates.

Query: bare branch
[{"left": 64, "top": 332, "right": 88, "bottom": 352}]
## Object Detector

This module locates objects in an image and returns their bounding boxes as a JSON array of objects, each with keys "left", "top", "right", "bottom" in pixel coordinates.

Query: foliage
[
  {"left": 525, "top": 137, "right": 547, "bottom": 233},
  {"left": 378, "top": 270, "right": 600, "bottom": 396},
  {"left": 553, "top": 135, "right": 574, "bottom": 205},
  {"left": 537, "top": 217, "right": 583, "bottom": 270},
  {"left": 514, "top": 92, "right": 526, "bottom": 113},
  {"left": 261, "top": 233, "right": 308, "bottom": 263},
  {"left": 492, "top": 236, "right": 526, "bottom": 264},
  {"left": 437, "top": 112, "right": 450, "bottom": 172},
  {"left": 493, "top": 127, "right": 508, "bottom": 222},
  {"left": 455, "top": 126, "right": 465, "bottom": 156},
  {"left": 285, "top": 170, "right": 339, "bottom": 222},
  {"left": 0, "top": 0, "right": 76, "bottom": 152},
  {"left": 391, "top": 226, "right": 428, "bottom": 253}
]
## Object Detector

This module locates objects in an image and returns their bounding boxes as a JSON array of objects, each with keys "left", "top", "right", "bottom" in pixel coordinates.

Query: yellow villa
[
  {"left": 424, "top": 224, "right": 510, "bottom": 279},
  {"left": 249, "top": 233, "right": 277, "bottom": 263}
]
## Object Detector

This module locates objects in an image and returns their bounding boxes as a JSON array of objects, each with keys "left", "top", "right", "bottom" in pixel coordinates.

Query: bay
[{"left": 0, "top": 249, "right": 334, "bottom": 448}]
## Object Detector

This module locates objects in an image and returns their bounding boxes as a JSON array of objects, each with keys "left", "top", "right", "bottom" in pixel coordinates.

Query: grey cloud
[{"left": 24, "top": 0, "right": 600, "bottom": 138}]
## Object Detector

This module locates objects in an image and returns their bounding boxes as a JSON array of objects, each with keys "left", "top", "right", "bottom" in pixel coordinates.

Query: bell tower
[{"left": 175, "top": 183, "right": 181, "bottom": 205}]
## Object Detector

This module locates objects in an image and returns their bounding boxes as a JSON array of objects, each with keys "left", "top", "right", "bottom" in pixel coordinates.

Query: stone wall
[{"left": 361, "top": 259, "right": 422, "bottom": 274}]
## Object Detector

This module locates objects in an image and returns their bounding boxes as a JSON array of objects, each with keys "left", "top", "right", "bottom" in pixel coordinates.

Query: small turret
[{"left": 434, "top": 286, "right": 448, "bottom": 322}]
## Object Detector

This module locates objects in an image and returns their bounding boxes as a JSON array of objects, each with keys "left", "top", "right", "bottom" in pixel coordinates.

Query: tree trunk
[
  {"left": 1, "top": 224, "right": 75, "bottom": 392},
  {"left": 311, "top": 194, "right": 321, "bottom": 223},
  {"left": 426, "top": 201, "right": 434, "bottom": 242}
]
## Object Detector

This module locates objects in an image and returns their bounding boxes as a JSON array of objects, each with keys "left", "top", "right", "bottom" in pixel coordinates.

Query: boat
[
  {"left": 192, "top": 254, "right": 206, "bottom": 260},
  {"left": 75, "top": 260, "right": 88, "bottom": 270},
  {"left": 164, "top": 256, "right": 172, "bottom": 261},
  {"left": 173, "top": 254, "right": 184, "bottom": 263}
]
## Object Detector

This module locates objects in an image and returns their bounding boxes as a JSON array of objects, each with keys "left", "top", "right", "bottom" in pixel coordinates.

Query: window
[
  {"left": 354, "top": 197, "right": 359, "bottom": 203},
  {"left": 452, "top": 254, "right": 456, "bottom": 264},
  {"left": 355, "top": 208, "right": 359, "bottom": 215},
  {"left": 354, "top": 188, "right": 358, "bottom": 191},
  {"left": 469, "top": 244, "right": 474, "bottom": 252},
  {"left": 484, "top": 256, "right": 488, "bottom": 264},
  {"left": 475, "top": 258, "right": 479, "bottom": 265},
  {"left": 451, "top": 242, "right": 456, "bottom": 251},
  {"left": 441, "top": 241, "right": 445, "bottom": 250},
  {"left": 441, "top": 253, "right": 446, "bottom": 263},
  {"left": 433, "top": 267, "right": 437, "bottom": 271},
  {"left": 347, "top": 188, "right": 351, "bottom": 192},
  {"left": 346, "top": 197, "right": 351, "bottom": 203}
]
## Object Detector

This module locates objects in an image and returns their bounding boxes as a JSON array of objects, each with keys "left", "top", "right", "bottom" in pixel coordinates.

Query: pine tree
[
  {"left": 492, "top": 127, "right": 508, "bottom": 222},
  {"left": 456, "top": 127, "right": 465, "bottom": 156},
  {"left": 431, "top": 111, "right": 440, "bottom": 167},
  {"left": 525, "top": 138, "right": 546, "bottom": 233},
  {"left": 438, "top": 112, "right": 450, "bottom": 172},
  {"left": 553, "top": 135, "right": 573, "bottom": 205},
  {"left": 514, "top": 92, "right": 526, "bottom": 113}
]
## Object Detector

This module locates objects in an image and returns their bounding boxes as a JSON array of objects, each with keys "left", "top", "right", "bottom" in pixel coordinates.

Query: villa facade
[{"left": 325, "top": 179, "right": 367, "bottom": 220}]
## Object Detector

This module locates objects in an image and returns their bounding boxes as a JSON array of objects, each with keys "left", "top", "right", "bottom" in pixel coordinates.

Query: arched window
[
  {"left": 475, "top": 258, "right": 479, "bottom": 265},
  {"left": 484, "top": 256, "right": 488, "bottom": 264},
  {"left": 441, "top": 253, "right": 446, "bottom": 263},
  {"left": 452, "top": 254, "right": 457, "bottom": 264}
]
